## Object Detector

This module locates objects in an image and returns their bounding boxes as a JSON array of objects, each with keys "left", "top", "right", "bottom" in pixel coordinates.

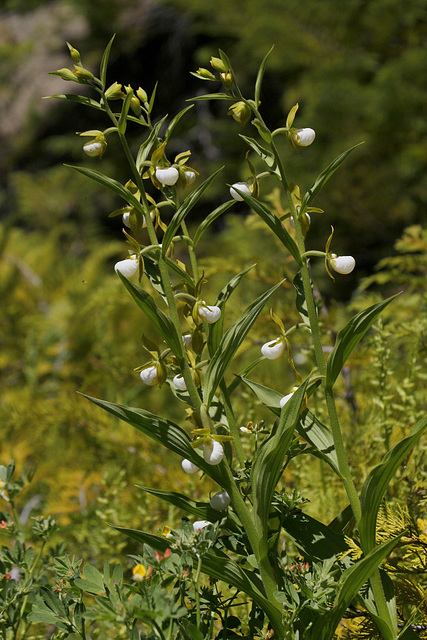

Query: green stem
[
  {"left": 219, "top": 381, "right": 245, "bottom": 466},
  {"left": 193, "top": 554, "right": 203, "bottom": 628}
]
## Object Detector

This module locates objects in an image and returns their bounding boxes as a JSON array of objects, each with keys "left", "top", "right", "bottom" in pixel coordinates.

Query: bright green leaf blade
[
  {"left": 326, "top": 295, "right": 398, "bottom": 388},
  {"left": 293, "top": 271, "right": 310, "bottom": 324},
  {"left": 254, "top": 46, "right": 274, "bottom": 106},
  {"left": 73, "top": 578, "right": 105, "bottom": 594},
  {"left": 251, "top": 381, "right": 309, "bottom": 532},
  {"left": 297, "top": 411, "right": 341, "bottom": 477},
  {"left": 227, "top": 358, "right": 264, "bottom": 395},
  {"left": 100, "top": 34, "right": 116, "bottom": 88},
  {"left": 189, "top": 93, "right": 235, "bottom": 101},
  {"left": 43, "top": 94, "right": 103, "bottom": 111},
  {"left": 136, "top": 117, "right": 168, "bottom": 172},
  {"left": 138, "top": 487, "right": 221, "bottom": 522},
  {"left": 239, "top": 376, "right": 283, "bottom": 408},
  {"left": 207, "top": 264, "right": 256, "bottom": 356},
  {"left": 310, "top": 537, "right": 401, "bottom": 640},
  {"left": 114, "top": 527, "right": 285, "bottom": 637},
  {"left": 65, "top": 165, "right": 142, "bottom": 210},
  {"left": 359, "top": 415, "right": 427, "bottom": 551},
  {"left": 301, "top": 142, "right": 364, "bottom": 212},
  {"left": 239, "top": 135, "right": 277, "bottom": 169},
  {"left": 193, "top": 200, "right": 234, "bottom": 248},
  {"left": 203, "top": 280, "right": 284, "bottom": 407},
  {"left": 117, "top": 272, "right": 183, "bottom": 359},
  {"left": 233, "top": 188, "right": 301, "bottom": 264},
  {"left": 162, "top": 167, "right": 224, "bottom": 255},
  {"left": 83, "top": 564, "right": 104, "bottom": 588},
  {"left": 164, "top": 105, "right": 194, "bottom": 142},
  {"left": 81, "top": 394, "right": 224, "bottom": 485}
]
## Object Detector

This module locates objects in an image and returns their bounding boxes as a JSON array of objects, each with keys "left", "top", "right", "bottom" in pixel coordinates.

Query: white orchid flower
[
  {"left": 261, "top": 338, "right": 284, "bottom": 360},
  {"left": 291, "top": 128, "right": 316, "bottom": 147},
  {"left": 210, "top": 491, "right": 231, "bottom": 511},
  {"left": 181, "top": 459, "right": 199, "bottom": 474},
  {"left": 230, "top": 181, "right": 251, "bottom": 201},
  {"left": 193, "top": 520, "right": 212, "bottom": 532},
  {"left": 197, "top": 301, "right": 221, "bottom": 324},
  {"left": 114, "top": 255, "right": 139, "bottom": 278},
  {"left": 329, "top": 254, "right": 356, "bottom": 275},
  {"left": 173, "top": 374, "right": 187, "bottom": 391},
  {"left": 155, "top": 167, "right": 179, "bottom": 186},
  {"left": 139, "top": 365, "right": 158, "bottom": 386},
  {"left": 203, "top": 440, "right": 224, "bottom": 465}
]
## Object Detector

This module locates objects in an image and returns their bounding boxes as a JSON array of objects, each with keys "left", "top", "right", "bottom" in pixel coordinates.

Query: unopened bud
[
  {"left": 53, "top": 68, "right": 77, "bottom": 82},
  {"left": 196, "top": 67, "right": 216, "bottom": 80},
  {"left": 105, "top": 81, "right": 125, "bottom": 100},
  {"left": 220, "top": 72, "right": 233, "bottom": 90},
  {"left": 73, "top": 65, "right": 95, "bottom": 82},
  {"left": 210, "top": 56, "right": 228, "bottom": 73},
  {"left": 130, "top": 95, "right": 142, "bottom": 116},
  {"left": 67, "top": 43, "right": 81, "bottom": 64},
  {"left": 228, "top": 101, "right": 251, "bottom": 126},
  {"left": 136, "top": 87, "right": 148, "bottom": 102}
]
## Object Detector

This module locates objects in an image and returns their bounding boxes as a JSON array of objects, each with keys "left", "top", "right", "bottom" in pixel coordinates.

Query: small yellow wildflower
[
  {"left": 162, "top": 525, "right": 173, "bottom": 538},
  {"left": 132, "top": 564, "right": 146, "bottom": 582}
]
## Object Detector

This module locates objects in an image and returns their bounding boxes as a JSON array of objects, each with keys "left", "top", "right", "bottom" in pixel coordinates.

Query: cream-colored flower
[
  {"left": 261, "top": 339, "right": 284, "bottom": 360},
  {"left": 155, "top": 167, "right": 179, "bottom": 186},
  {"left": 291, "top": 128, "right": 315, "bottom": 147},
  {"left": 139, "top": 366, "right": 158, "bottom": 386},
  {"left": 197, "top": 301, "right": 221, "bottom": 324},
  {"left": 181, "top": 459, "right": 199, "bottom": 474},
  {"left": 329, "top": 254, "right": 356, "bottom": 275}
]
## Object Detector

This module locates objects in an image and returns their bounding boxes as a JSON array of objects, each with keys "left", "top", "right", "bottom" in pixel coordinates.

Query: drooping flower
[
  {"left": 114, "top": 255, "right": 139, "bottom": 278},
  {"left": 261, "top": 338, "right": 284, "bottom": 360},
  {"left": 203, "top": 439, "right": 224, "bottom": 465},
  {"left": 290, "top": 212, "right": 311, "bottom": 228},
  {"left": 228, "top": 101, "right": 251, "bottom": 126},
  {"left": 181, "top": 459, "right": 199, "bottom": 474},
  {"left": 139, "top": 365, "right": 158, "bottom": 386},
  {"left": 210, "top": 491, "right": 231, "bottom": 511},
  {"left": 291, "top": 128, "right": 316, "bottom": 147},
  {"left": 155, "top": 167, "right": 179, "bottom": 186},
  {"left": 83, "top": 140, "right": 105, "bottom": 157},
  {"left": 329, "top": 254, "right": 356, "bottom": 275},
  {"left": 230, "top": 182, "right": 251, "bottom": 201},
  {"left": 173, "top": 374, "right": 187, "bottom": 391},
  {"left": 193, "top": 520, "right": 212, "bottom": 532},
  {"left": 197, "top": 301, "right": 221, "bottom": 324},
  {"left": 122, "top": 209, "right": 154, "bottom": 229},
  {"left": 132, "top": 564, "right": 146, "bottom": 582}
]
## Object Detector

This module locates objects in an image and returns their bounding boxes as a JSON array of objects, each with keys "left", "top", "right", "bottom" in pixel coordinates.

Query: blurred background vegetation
[{"left": 1, "top": 0, "right": 426, "bottom": 564}]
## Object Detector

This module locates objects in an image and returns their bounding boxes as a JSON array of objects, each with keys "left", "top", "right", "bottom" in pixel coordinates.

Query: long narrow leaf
[
  {"left": 251, "top": 381, "right": 309, "bottom": 533},
  {"left": 81, "top": 395, "right": 224, "bottom": 484},
  {"left": 66, "top": 165, "right": 142, "bottom": 210},
  {"left": 207, "top": 264, "right": 256, "bottom": 356},
  {"left": 254, "top": 46, "right": 274, "bottom": 106},
  {"left": 310, "top": 537, "right": 401, "bottom": 640},
  {"left": 359, "top": 415, "right": 427, "bottom": 551},
  {"left": 239, "top": 135, "right": 277, "bottom": 169},
  {"left": 100, "top": 34, "right": 116, "bottom": 88},
  {"left": 118, "top": 90, "right": 133, "bottom": 135},
  {"left": 297, "top": 411, "right": 341, "bottom": 477},
  {"left": 43, "top": 94, "right": 103, "bottom": 111},
  {"left": 281, "top": 508, "right": 348, "bottom": 560},
  {"left": 193, "top": 200, "right": 234, "bottom": 247},
  {"left": 138, "top": 487, "right": 221, "bottom": 522},
  {"left": 162, "top": 167, "right": 224, "bottom": 255},
  {"left": 136, "top": 117, "right": 167, "bottom": 172},
  {"left": 164, "top": 105, "right": 194, "bottom": 142},
  {"left": 233, "top": 189, "right": 301, "bottom": 264},
  {"left": 203, "top": 281, "right": 284, "bottom": 407},
  {"left": 326, "top": 294, "right": 398, "bottom": 388},
  {"left": 301, "top": 142, "right": 364, "bottom": 212}
]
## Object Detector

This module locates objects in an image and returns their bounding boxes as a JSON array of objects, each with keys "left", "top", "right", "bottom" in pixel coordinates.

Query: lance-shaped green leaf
[
  {"left": 189, "top": 93, "right": 235, "bottom": 101},
  {"left": 43, "top": 94, "right": 104, "bottom": 112},
  {"left": 82, "top": 395, "right": 224, "bottom": 484},
  {"left": 136, "top": 117, "right": 168, "bottom": 171},
  {"left": 100, "top": 34, "right": 116, "bottom": 88},
  {"left": 207, "top": 264, "right": 256, "bottom": 356},
  {"left": 326, "top": 294, "right": 398, "bottom": 388},
  {"left": 250, "top": 381, "right": 309, "bottom": 534},
  {"left": 162, "top": 167, "right": 224, "bottom": 255},
  {"left": 114, "top": 527, "right": 285, "bottom": 637},
  {"left": 66, "top": 165, "right": 142, "bottom": 210},
  {"left": 117, "top": 90, "right": 133, "bottom": 135},
  {"left": 280, "top": 509, "right": 348, "bottom": 560},
  {"left": 254, "top": 46, "right": 274, "bottom": 107},
  {"left": 117, "top": 272, "right": 183, "bottom": 359},
  {"left": 164, "top": 105, "right": 194, "bottom": 142},
  {"left": 239, "top": 135, "right": 277, "bottom": 169},
  {"left": 359, "top": 415, "right": 427, "bottom": 551},
  {"left": 203, "top": 281, "right": 283, "bottom": 407},
  {"left": 193, "top": 200, "right": 234, "bottom": 248},
  {"left": 309, "top": 536, "right": 401, "bottom": 640},
  {"left": 359, "top": 570, "right": 398, "bottom": 640},
  {"left": 239, "top": 376, "right": 283, "bottom": 408},
  {"left": 138, "top": 487, "right": 222, "bottom": 522},
  {"left": 301, "top": 142, "right": 364, "bottom": 212},
  {"left": 233, "top": 188, "right": 301, "bottom": 264},
  {"left": 293, "top": 271, "right": 310, "bottom": 324}
]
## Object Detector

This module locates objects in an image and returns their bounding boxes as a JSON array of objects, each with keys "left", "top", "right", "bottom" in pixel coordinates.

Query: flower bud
[
  {"left": 83, "top": 139, "right": 106, "bottom": 158},
  {"left": 155, "top": 167, "right": 179, "bottom": 186},
  {"left": 67, "top": 44, "right": 81, "bottom": 64},
  {"left": 105, "top": 81, "right": 125, "bottom": 100},
  {"left": 193, "top": 520, "right": 212, "bottom": 532},
  {"left": 203, "top": 440, "right": 224, "bottom": 465},
  {"left": 54, "top": 68, "right": 78, "bottom": 82},
  {"left": 184, "top": 171, "right": 196, "bottom": 186},
  {"left": 261, "top": 339, "right": 284, "bottom": 360},
  {"left": 291, "top": 128, "right": 316, "bottom": 147},
  {"left": 220, "top": 72, "right": 233, "bottom": 89},
  {"left": 210, "top": 56, "right": 228, "bottom": 72},
  {"left": 173, "top": 374, "right": 187, "bottom": 391},
  {"left": 329, "top": 255, "right": 356, "bottom": 275},
  {"left": 182, "top": 459, "right": 199, "bottom": 474},
  {"left": 290, "top": 213, "right": 311, "bottom": 228},
  {"left": 130, "top": 95, "right": 142, "bottom": 116},
  {"left": 73, "top": 65, "right": 95, "bottom": 82},
  {"left": 139, "top": 365, "right": 158, "bottom": 386},
  {"left": 210, "top": 491, "right": 231, "bottom": 511},
  {"left": 182, "top": 334, "right": 192, "bottom": 349},
  {"left": 136, "top": 87, "right": 148, "bottom": 102},
  {"left": 197, "top": 302, "right": 221, "bottom": 324},
  {"left": 228, "top": 101, "right": 251, "bottom": 126},
  {"left": 195, "top": 67, "right": 216, "bottom": 80},
  {"left": 230, "top": 182, "right": 251, "bottom": 201},
  {"left": 114, "top": 256, "right": 138, "bottom": 278}
]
